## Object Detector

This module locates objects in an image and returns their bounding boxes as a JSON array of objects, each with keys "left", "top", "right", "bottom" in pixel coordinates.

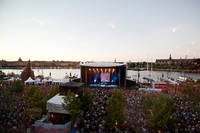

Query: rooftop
[{"left": 80, "top": 62, "right": 126, "bottom": 67}]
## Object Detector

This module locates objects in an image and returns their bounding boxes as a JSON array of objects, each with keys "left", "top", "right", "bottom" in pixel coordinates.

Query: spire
[
  {"left": 18, "top": 57, "right": 22, "bottom": 62},
  {"left": 169, "top": 54, "right": 172, "bottom": 60},
  {"left": 27, "top": 60, "right": 31, "bottom": 68}
]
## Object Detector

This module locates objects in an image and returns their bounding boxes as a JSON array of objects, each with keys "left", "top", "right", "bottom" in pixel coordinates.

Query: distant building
[
  {"left": 0, "top": 58, "right": 80, "bottom": 68},
  {"left": 156, "top": 54, "right": 200, "bottom": 67}
]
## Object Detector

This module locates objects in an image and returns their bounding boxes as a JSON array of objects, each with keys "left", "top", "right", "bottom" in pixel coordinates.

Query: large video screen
[{"left": 100, "top": 72, "right": 110, "bottom": 83}]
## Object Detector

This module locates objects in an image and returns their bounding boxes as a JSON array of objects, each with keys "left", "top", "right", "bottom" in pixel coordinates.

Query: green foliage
[
  {"left": 63, "top": 90, "right": 83, "bottom": 123},
  {"left": 197, "top": 79, "right": 200, "bottom": 84},
  {"left": 10, "top": 80, "right": 24, "bottom": 93},
  {"left": 142, "top": 93, "right": 177, "bottom": 131},
  {"left": 105, "top": 88, "right": 127, "bottom": 127},
  {"left": 25, "top": 86, "right": 47, "bottom": 114},
  {"left": 0, "top": 70, "right": 6, "bottom": 80},
  {"left": 181, "top": 87, "right": 200, "bottom": 104},
  {"left": 181, "top": 87, "right": 194, "bottom": 99},
  {"left": 27, "top": 107, "right": 42, "bottom": 120},
  {"left": 47, "top": 86, "right": 59, "bottom": 100},
  {"left": 80, "top": 88, "right": 93, "bottom": 111}
]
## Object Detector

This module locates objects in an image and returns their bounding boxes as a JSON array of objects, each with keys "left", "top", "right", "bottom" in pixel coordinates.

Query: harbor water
[{"left": 1, "top": 69, "right": 200, "bottom": 82}]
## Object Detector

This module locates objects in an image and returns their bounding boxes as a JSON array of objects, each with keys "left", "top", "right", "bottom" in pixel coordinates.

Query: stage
[
  {"left": 80, "top": 62, "right": 127, "bottom": 88},
  {"left": 88, "top": 84, "right": 118, "bottom": 88}
]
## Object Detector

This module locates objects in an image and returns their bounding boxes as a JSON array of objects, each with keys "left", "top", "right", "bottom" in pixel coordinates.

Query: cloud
[
  {"left": 107, "top": 22, "right": 116, "bottom": 30},
  {"left": 31, "top": 17, "right": 46, "bottom": 26},
  {"left": 191, "top": 40, "right": 199, "bottom": 46},
  {"left": 169, "top": 25, "right": 180, "bottom": 33}
]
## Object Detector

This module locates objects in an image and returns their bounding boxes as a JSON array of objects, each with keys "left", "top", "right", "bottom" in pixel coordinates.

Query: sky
[{"left": 0, "top": 0, "right": 200, "bottom": 62}]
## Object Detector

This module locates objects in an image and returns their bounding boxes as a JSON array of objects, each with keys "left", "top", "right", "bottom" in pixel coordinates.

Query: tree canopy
[
  {"left": 0, "top": 70, "right": 6, "bottom": 81},
  {"left": 105, "top": 88, "right": 127, "bottom": 127},
  {"left": 80, "top": 88, "right": 93, "bottom": 111},
  {"left": 63, "top": 90, "right": 83, "bottom": 123},
  {"left": 142, "top": 93, "right": 177, "bottom": 132},
  {"left": 25, "top": 86, "right": 47, "bottom": 117}
]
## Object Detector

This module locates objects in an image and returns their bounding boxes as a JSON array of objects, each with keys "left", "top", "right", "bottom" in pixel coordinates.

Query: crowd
[
  {"left": 172, "top": 96, "right": 200, "bottom": 132},
  {"left": 0, "top": 92, "right": 32, "bottom": 133},
  {"left": 75, "top": 88, "right": 200, "bottom": 133},
  {"left": 76, "top": 88, "right": 150, "bottom": 133},
  {"left": 1, "top": 84, "right": 200, "bottom": 133},
  {"left": 77, "top": 88, "right": 112, "bottom": 132},
  {"left": 123, "top": 90, "right": 149, "bottom": 133}
]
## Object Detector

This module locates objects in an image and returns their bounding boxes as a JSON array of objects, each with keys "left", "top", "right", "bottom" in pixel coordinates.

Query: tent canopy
[
  {"left": 25, "top": 77, "right": 35, "bottom": 83},
  {"left": 47, "top": 94, "right": 68, "bottom": 114},
  {"left": 35, "top": 78, "right": 41, "bottom": 82}
]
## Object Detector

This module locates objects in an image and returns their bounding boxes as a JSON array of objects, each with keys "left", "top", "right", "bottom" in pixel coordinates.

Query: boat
[
  {"left": 143, "top": 77, "right": 154, "bottom": 82},
  {"left": 176, "top": 76, "right": 187, "bottom": 82}
]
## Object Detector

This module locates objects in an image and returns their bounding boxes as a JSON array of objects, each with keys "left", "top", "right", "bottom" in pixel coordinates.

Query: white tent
[
  {"left": 7, "top": 77, "right": 15, "bottom": 81},
  {"left": 35, "top": 77, "right": 41, "bottom": 82},
  {"left": 42, "top": 78, "right": 48, "bottom": 83},
  {"left": 16, "top": 77, "right": 21, "bottom": 80},
  {"left": 46, "top": 94, "right": 68, "bottom": 114},
  {"left": 48, "top": 78, "right": 53, "bottom": 82},
  {"left": 35, "top": 78, "right": 42, "bottom": 84},
  {"left": 53, "top": 79, "right": 69, "bottom": 83},
  {"left": 25, "top": 77, "right": 35, "bottom": 83}
]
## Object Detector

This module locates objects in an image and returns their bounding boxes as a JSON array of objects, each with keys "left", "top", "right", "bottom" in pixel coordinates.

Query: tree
[
  {"left": 21, "top": 60, "right": 35, "bottom": 83},
  {"left": 27, "top": 107, "right": 43, "bottom": 120},
  {"left": 47, "top": 86, "right": 59, "bottom": 100},
  {"left": 181, "top": 85, "right": 200, "bottom": 104},
  {"left": 10, "top": 80, "right": 24, "bottom": 93},
  {"left": 25, "top": 86, "right": 47, "bottom": 115},
  {"left": 105, "top": 88, "right": 127, "bottom": 127},
  {"left": 0, "top": 70, "right": 6, "bottom": 80},
  {"left": 142, "top": 93, "right": 177, "bottom": 132},
  {"left": 80, "top": 88, "right": 93, "bottom": 111},
  {"left": 63, "top": 90, "right": 83, "bottom": 124}
]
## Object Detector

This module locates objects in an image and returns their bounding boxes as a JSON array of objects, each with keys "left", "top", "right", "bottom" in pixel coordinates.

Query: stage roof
[{"left": 80, "top": 62, "right": 126, "bottom": 67}]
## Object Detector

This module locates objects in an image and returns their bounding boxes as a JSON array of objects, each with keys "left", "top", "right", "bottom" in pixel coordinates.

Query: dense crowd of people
[
  {"left": 77, "top": 88, "right": 112, "bottom": 132},
  {"left": 76, "top": 88, "right": 150, "bottom": 133},
  {"left": 172, "top": 96, "right": 200, "bottom": 132},
  {"left": 123, "top": 90, "right": 149, "bottom": 133},
  {"left": 75, "top": 88, "right": 200, "bottom": 133},
  {"left": 1, "top": 83, "right": 200, "bottom": 133},
  {"left": 0, "top": 92, "right": 32, "bottom": 133}
]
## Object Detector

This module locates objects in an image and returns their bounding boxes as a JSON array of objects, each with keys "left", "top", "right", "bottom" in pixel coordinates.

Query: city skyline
[{"left": 0, "top": 0, "right": 200, "bottom": 62}]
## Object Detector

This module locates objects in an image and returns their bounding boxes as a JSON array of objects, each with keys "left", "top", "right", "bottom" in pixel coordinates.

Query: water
[
  {"left": 127, "top": 70, "right": 200, "bottom": 82},
  {"left": 1, "top": 69, "right": 80, "bottom": 79},
  {"left": 1, "top": 69, "right": 200, "bottom": 82}
]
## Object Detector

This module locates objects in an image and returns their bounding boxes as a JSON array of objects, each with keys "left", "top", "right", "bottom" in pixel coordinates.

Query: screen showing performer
[{"left": 100, "top": 72, "right": 110, "bottom": 83}]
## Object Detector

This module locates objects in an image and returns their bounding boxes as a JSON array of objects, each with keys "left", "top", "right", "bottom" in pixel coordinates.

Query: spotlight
[{"left": 50, "top": 114, "right": 54, "bottom": 119}]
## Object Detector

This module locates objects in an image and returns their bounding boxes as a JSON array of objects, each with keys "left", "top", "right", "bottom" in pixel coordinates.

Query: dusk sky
[{"left": 0, "top": 0, "right": 200, "bottom": 62}]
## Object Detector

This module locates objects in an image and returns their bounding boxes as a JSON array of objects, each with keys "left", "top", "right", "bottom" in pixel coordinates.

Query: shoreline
[
  {"left": 1, "top": 67, "right": 200, "bottom": 74},
  {"left": 152, "top": 68, "right": 200, "bottom": 74},
  {"left": 127, "top": 68, "right": 200, "bottom": 74}
]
